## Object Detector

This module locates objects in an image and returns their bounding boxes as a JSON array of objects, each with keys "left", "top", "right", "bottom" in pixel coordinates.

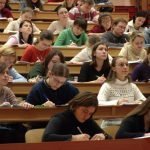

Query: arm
[
  {"left": 118, "top": 46, "right": 128, "bottom": 57},
  {"left": 54, "top": 31, "right": 66, "bottom": 46},
  {"left": 131, "top": 65, "right": 141, "bottom": 81},
  {"left": 47, "top": 22, "right": 56, "bottom": 33},
  {"left": 3, "top": 21, "right": 15, "bottom": 33},
  {"left": 4, "top": 36, "right": 18, "bottom": 46},
  {"left": 21, "top": 46, "right": 33, "bottom": 62},
  {"left": 32, "top": 23, "right": 41, "bottom": 34}
]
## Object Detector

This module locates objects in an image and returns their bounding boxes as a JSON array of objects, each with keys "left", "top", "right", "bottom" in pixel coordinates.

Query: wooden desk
[
  {"left": 0, "top": 105, "right": 137, "bottom": 122},
  {"left": 7, "top": 82, "right": 150, "bottom": 96},
  {"left": 0, "top": 138, "right": 149, "bottom": 150}
]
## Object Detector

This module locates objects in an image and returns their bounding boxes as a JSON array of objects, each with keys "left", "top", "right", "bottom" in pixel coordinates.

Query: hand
[
  {"left": 34, "top": 7, "right": 40, "bottom": 12},
  {"left": 96, "top": 76, "right": 106, "bottom": 83},
  {"left": 18, "top": 44, "right": 29, "bottom": 48},
  {"left": 134, "top": 100, "right": 143, "bottom": 104},
  {"left": 8, "top": 76, "right": 13, "bottom": 82},
  {"left": 117, "top": 99, "right": 129, "bottom": 105},
  {"left": 43, "top": 100, "right": 55, "bottom": 108},
  {"left": 68, "top": 42, "right": 77, "bottom": 47},
  {"left": 19, "top": 102, "right": 34, "bottom": 109},
  {"left": 90, "top": 133, "right": 105, "bottom": 141},
  {"left": 72, "top": 134, "right": 90, "bottom": 141},
  {"left": 7, "top": 18, "right": 13, "bottom": 22}
]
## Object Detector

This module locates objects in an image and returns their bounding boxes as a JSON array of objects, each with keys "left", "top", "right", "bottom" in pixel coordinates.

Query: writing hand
[
  {"left": 43, "top": 100, "right": 55, "bottom": 108},
  {"left": 72, "top": 134, "right": 90, "bottom": 141},
  {"left": 91, "top": 133, "right": 105, "bottom": 141}
]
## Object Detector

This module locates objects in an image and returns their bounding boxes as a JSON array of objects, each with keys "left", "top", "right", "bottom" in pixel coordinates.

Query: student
[
  {"left": 119, "top": 31, "right": 147, "bottom": 61},
  {"left": 42, "top": 91, "right": 111, "bottom": 141},
  {"left": 21, "top": 30, "right": 53, "bottom": 63},
  {"left": 101, "top": 18, "right": 129, "bottom": 47},
  {"left": 26, "top": 63, "right": 79, "bottom": 107},
  {"left": 0, "top": 46, "right": 27, "bottom": 82},
  {"left": 97, "top": 56, "right": 146, "bottom": 106},
  {"left": 4, "top": 20, "right": 34, "bottom": 47},
  {"left": 47, "top": 5, "right": 73, "bottom": 35},
  {"left": 78, "top": 42, "right": 110, "bottom": 83},
  {"left": 62, "top": 0, "right": 77, "bottom": 11},
  {"left": 144, "top": 27, "right": 150, "bottom": 45},
  {"left": 54, "top": 17, "right": 87, "bottom": 46},
  {"left": 69, "top": 0, "right": 98, "bottom": 22},
  {"left": 4, "top": 7, "right": 41, "bottom": 34},
  {"left": 131, "top": 47, "right": 150, "bottom": 82},
  {"left": 125, "top": 11, "right": 147, "bottom": 34},
  {"left": 28, "top": 49, "right": 65, "bottom": 82},
  {"left": 25, "top": 0, "right": 43, "bottom": 11},
  {"left": 88, "top": 13, "right": 113, "bottom": 36},
  {"left": 116, "top": 97, "right": 150, "bottom": 139}
]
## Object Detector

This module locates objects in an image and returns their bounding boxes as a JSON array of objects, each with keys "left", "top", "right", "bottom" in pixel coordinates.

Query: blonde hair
[{"left": 130, "top": 31, "right": 144, "bottom": 43}]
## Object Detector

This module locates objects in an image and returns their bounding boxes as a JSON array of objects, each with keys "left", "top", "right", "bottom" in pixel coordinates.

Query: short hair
[
  {"left": 73, "top": 17, "right": 87, "bottom": 31},
  {"left": 98, "top": 13, "right": 113, "bottom": 25},
  {"left": 69, "top": 91, "right": 98, "bottom": 112},
  {"left": 21, "top": 7, "right": 34, "bottom": 15},
  {"left": 87, "top": 35, "right": 101, "bottom": 47},
  {"left": 0, "top": 46, "right": 16, "bottom": 57},
  {"left": 112, "top": 18, "right": 127, "bottom": 26},
  {"left": 0, "top": 62, "right": 7, "bottom": 74},
  {"left": 133, "top": 11, "right": 147, "bottom": 24},
  {"left": 51, "top": 63, "right": 69, "bottom": 78},
  {"left": 40, "top": 30, "right": 54, "bottom": 41},
  {"left": 82, "top": 0, "right": 95, "bottom": 5},
  {"left": 129, "top": 31, "right": 144, "bottom": 43},
  {"left": 55, "top": 5, "right": 68, "bottom": 15}
]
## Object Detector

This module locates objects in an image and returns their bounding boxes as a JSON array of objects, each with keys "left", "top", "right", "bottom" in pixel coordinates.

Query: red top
[
  {"left": 21, "top": 45, "right": 51, "bottom": 63},
  {"left": 89, "top": 24, "right": 111, "bottom": 33},
  {"left": 1, "top": 8, "right": 13, "bottom": 18}
]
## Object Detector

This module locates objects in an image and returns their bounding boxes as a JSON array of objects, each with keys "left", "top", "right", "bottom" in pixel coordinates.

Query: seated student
[
  {"left": 119, "top": 31, "right": 147, "bottom": 61},
  {"left": 54, "top": 17, "right": 87, "bottom": 46},
  {"left": 21, "top": 30, "right": 53, "bottom": 63},
  {"left": 47, "top": 5, "right": 73, "bottom": 35},
  {"left": 131, "top": 47, "right": 150, "bottom": 82},
  {"left": 69, "top": 0, "right": 98, "bottom": 22},
  {"left": 116, "top": 97, "right": 150, "bottom": 139},
  {"left": 42, "top": 91, "right": 111, "bottom": 142},
  {"left": 88, "top": 13, "right": 113, "bottom": 36},
  {"left": 78, "top": 42, "right": 111, "bottom": 83},
  {"left": 4, "top": 20, "right": 34, "bottom": 48},
  {"left": 125, "top": 11, "right": 147, "bottom": 34},
  {"left": 62, "top": 0, "right": 77, "bottom": 11},
  {"left": 144, "top": 27, "right": 150, "bottom": 45},
  {"left": 101, "top": 18, "right": 129, "bottom": 47},
  {"left": 97, "top": 56, "right": 146, "bottom": 106},
  {"left": 28, "top": 49, "right": 65, "bottom": 82},
  {"left": 4, "top": 7, "right": 41, "bottom": 34},
  {"left": 25, "top": 63, "right": 79, "bottom": 107},
  {"left": 0, "top": 46, "right": 27, "bottom": 82},
  {"left": 25, "top": 0, "right": 43, "bottom": 11}
]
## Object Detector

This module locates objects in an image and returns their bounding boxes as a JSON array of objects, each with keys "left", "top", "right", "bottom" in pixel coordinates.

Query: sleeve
[
  {"left": 4, "top": 36, "right": 18, "bottom": 46},
  {"left": 68, "top": 8, "right": 76, "bottom": 20},
  {"left": 89, "top": 25, "right": 99, "bottom": 33},
  {"left": 118, "top": 46, "right": 128, "bottom": 57},
  {"left": 131, "top": 65, "right": 141, "bottom": 81},
  {"left": 125, "top": 24, "right": 129, "bottom": 32},
  {"left": 9, "top": 68, "right": 27, "bottom": 82},
  {"left": 47, "top": 22, "right": 56, "bottom": 33},
  {"left": 97, "top": 83, "right": 118, "bottom": 106},
  {"left": 54, "top": 31, "right": 66, "bottom": 46},
  {"left": 3, "top": 21, "right": 15, "bottom": 33},
  {"left": 21, "top": 46, "right": 33, "bottom": 62},
  {"left": 42, "top": 116, "right": 72, "bottom": 141},
  {"left": 32, "top": 23, "right": 41, "bottom": 34},
  {"left": 82, "top": 33, "right": 88, "bottom": 45}
]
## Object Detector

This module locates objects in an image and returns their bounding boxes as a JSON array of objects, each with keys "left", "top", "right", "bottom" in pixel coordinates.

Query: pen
[
  {"left": 43, "top": 94, "right": 49, "bottom": 101},
  {"left": 21, "top": 39, "right": 26, "bottom": 44},
  {"left": 77, "top": 126, "right": 83, "bottom": 134}
]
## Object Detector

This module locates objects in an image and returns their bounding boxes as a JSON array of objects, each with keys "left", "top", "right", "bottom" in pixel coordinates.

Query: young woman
[
  {"left": 4, "top": 7, "right": 41, "bottom": 34},
  {"left": 42, "top": 91, "right": 111, "bottom": 141},
  {"left": 25, "top": 0, "right": 43, "bottom": 11},
  {"left": 97, "top": 56, "right": 146, "bottom": 106},
  {"left": 78, "top": 42, "right": 111, "bottom": 83},
  {"left": 0, "top": 46, "right": 27, "bottom": 82},
  {"left": 62, "top": 0, "right": 77, "bottom": 11},
  {"left": 4, "top": 20, "right": 34, "bottom": 48},
  {"left": 131, "top": 47, "right": 150, "bottom": 82},
  {"left": 119, "top": 31, "right": 147, "bottom": 61},
  {"left": 47, "top": 5, "right": 73, "bottom": 35},
  {"left": 116, "top": 97, "right": 150, "bottom": 139},
  {"left": 28, "top": 49, "right": 65, "bottom": 82}
]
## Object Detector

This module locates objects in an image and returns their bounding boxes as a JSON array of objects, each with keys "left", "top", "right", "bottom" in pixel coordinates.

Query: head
[
  {"left": 80, "top": 0, "right": 95, "bottom": 14},
  {"left": 47, "top": 63, "right": 69, "bottom": 90},
  {"left": 69, "top": 92, "right": 98, "bottom": 123},
  {"left": 0, "top": 62, "right": 9, "bottom": 87},
  {"left": 26, "top": 0, "right": 42, "bottom": 9},
  {"left": 130, "top": 31, "right": 144, "bottom": 52},
  {"left": 0, "top": 0, "right": 6, "bottom": 10},
  {"left": 42, "top": 49, "right": 65, "bottom": 75},
  {"left": 0, "top": 46, "right": 16, "bottom": 68},
  {"left": 63, "top": 0, "right": 76, "bottom": 7},
  {"left": 20, "top": 7, "right": 34, "bottom": 21},
  {"left": 143, "top": 47, "right": 150, "bottom": 65},
  {"left": 72, "top": 17, "right": 87, "bottom": 36},
  {"left": 36, "top": 30, "right": 54, "bottom": 50},
  {"left": 87, "top": 35, "right": 101, "bottom": 48},
  {"left": 133, "top": 11, "right": 147, "bottom": 28},
  {"left": 98, "top": 14, "right": 113, "bottom": 30},
  {"left": 91, "top": 42, "right": 110, "bottom": 68},
  {"left": 112, "top": 18, "right": 127, "bottom": 37},
  {"left": 107, "top": 56, "right": 130, "bottom": 82}
]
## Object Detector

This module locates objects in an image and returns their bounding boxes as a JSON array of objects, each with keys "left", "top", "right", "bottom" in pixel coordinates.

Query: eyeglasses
[
  {"left": 116, "top": 63, "right": 129, "bottom": 67},
  {"left": 53, "top": 76, "right": 66, "bottom": 86},
  {"left": 58, "top": 11, "right": 68, "bottom": 15}
]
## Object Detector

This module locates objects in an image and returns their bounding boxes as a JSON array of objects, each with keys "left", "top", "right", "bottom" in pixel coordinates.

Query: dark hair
[
  {"left": 73, "top": 17, "right": 87, "bottom": 31},
  {"left": 87, "top": 35, "right": 101, "bottom": 47},
  {"left": 143, "top": 47, "right": 150, "bottom": 65},
  {"left": 21, "top": 7, "right": 34, "bottom": 15},
  {"left": 81, "top": 0, "right": 95, "bottom": 5},
  {"left": 26, "top": 0, "right": 43, "bottom": 10},
  {"left": 91, "top": 42, "right": 110, "bottom": 69},
  {"left": 19, "top": 20, "right": 34, "bottom": 44},
  {"left": 98, "top": 13, "right": 113, "bottom": 25},
  {"left": 112, "top": 18, "right": 127, "bottom": 26},
  {"left": 42, "top": 50, "right": 65, "bottom": 76},
  {"left": 107, "top": 56, "right": 131, "bottom": 82},
  {"left": 55, "top": 5, "right": 68, "bottom": 14},
  {"left": 0, "top": 62, "right": 7, "bottom": 74},
  {"left": 62, "top": 0, "right": 76, "bottom": 11},
  {"left": 51, "top": 63, "right": 69, "bottom": 78},
  {"left": 69, "top": 91, "right": 98, "bottom": 113},
  {"left": 39, "top": 30, "right": 54, "bottom": 41}
]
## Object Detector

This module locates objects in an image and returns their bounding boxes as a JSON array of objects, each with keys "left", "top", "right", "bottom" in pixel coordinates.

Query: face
[
  {"left": 94, "top": 44, "right": 108, "bottom": 60},
  {"left": 0, "top": 56, "right": 16, "bottom": 68},
  {"left": 58, "top": 8, "right": 68, "bottom": 20},
  {"left": 113, "top": 58, "right": 129, "bottom": 80},
  {"left": 48, "top": 55, "right": 61, "bottom": 71},
  {"left": 32, "top": 0, "right": 38, "bottom": 3},
  {"left": 74, "top": 106, "right": 96, "bottom": 123},
  {"left": 21, "top": 12, "right": 33, "bottom": 21},
  {"left": 38, "top": 39, "right": 53, "bottom": 50},
  {"left": 135, "top": 17, "right": 146, "bottom": 28},
  {"left": 66, "top": 0, "right": 75, "bottom": 5},
  {"left": 101, "top": 16, "right": 112, "bottom": 30},
  {"left": 49, "top": 74, "right": 67, "bottom": 90},
  {"left": 113, "top": 22, "right": 127, "bottom": 36},
  {"left": 20, "top": 21, "right": 33, "bottom": 35},
  {"left": 132, "top": 36, "right": 144, "bottom": 52},
  {"left": 72, "top": 25, "right": 84, "bottom": 36},
  {"left": 0, "top": 68, "right": 9, "bottom": 86},
  {"left": 81, "top": 3, "right": 92, "bottom": 13},
  {"left": 0, "top": 0, "right": 6, "bottom": 10}
]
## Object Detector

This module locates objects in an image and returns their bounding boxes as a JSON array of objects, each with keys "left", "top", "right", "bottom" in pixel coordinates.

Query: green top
[{"left": 54, "top": 28, "right": 87, "bottom": 46}]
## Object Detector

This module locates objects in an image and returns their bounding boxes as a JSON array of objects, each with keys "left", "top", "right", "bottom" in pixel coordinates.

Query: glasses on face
[
  {"left": 116, "top": 62, "right": 129, "bottom": 67},
  {"left": 53, "top": 76, "right": 66, "bottom": 86},
  {"left": 58, "top": 11, "right": 68, "bottom": 15}
]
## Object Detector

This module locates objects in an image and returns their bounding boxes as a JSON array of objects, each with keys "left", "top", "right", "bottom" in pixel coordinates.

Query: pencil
[{"left": 77, "top": 126, "right": 83, "bottom": 134}]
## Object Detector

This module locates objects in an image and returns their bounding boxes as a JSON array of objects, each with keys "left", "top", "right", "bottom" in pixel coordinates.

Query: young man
[{"left": 54, "top": 17, "right": 88, "bottom": 46}]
